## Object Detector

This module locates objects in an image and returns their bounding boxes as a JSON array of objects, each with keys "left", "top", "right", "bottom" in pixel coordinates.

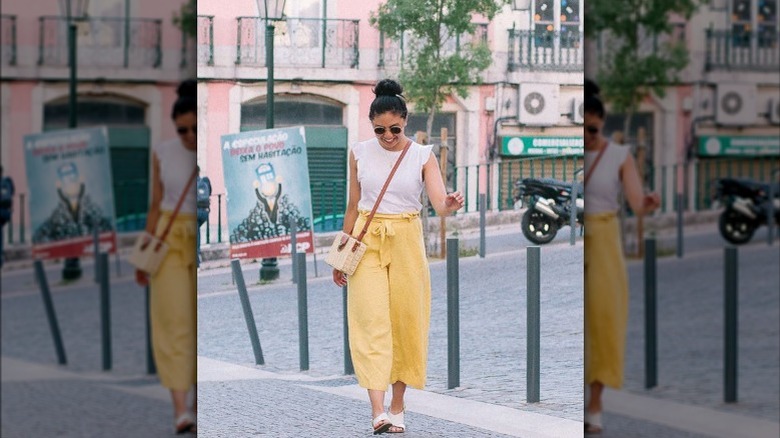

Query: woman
[
  {"left": 332, "top": 79, "right": 464, "bottom": 434},
  {"left": 135, "top": 79, "right": 198, "bottom": 434},
  {"left": 584, "top": 79, "right": 660, "bottom": 434}
]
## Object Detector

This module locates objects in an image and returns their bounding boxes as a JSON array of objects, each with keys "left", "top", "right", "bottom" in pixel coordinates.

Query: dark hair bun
[
  {"left": 373, "top": 79, "right": 403, "bottom": 97},
  {"left": 584, "top": 78, "right": 600, "bottom": 98},
  {"left": 177, "top": 79, "right": 197, "bottom": 99}
]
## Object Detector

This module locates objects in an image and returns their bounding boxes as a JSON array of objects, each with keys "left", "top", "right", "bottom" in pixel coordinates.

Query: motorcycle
[
  {"left": 712, "top": 177, "right": 780, "bottom": 244},
  {"left": 513, "top": 170, "right": 584, "bottom": 244}
]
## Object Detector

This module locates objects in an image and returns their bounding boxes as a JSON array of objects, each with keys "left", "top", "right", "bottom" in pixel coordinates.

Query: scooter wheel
[
  {"left": 522, "top": 208, "right": 559, "bottom": 244},
  {"left": 718, "top": 209, "right": 756, "bottom": 245}
]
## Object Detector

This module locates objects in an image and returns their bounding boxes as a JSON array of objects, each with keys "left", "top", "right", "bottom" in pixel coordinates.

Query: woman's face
[
  {"left": 174, "top": 111, "right": 197, "bottom": 151},
  {"left": 372, "top": 112, "right": 406, "bottom": 150},
  {"left": 584, "top": 112, "right": 604, "bottom": 150}
]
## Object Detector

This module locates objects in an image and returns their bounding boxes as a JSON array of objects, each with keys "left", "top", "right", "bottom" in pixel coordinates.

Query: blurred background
[{"left": 1, "top": 0, "right": 196, "bottom": 436}]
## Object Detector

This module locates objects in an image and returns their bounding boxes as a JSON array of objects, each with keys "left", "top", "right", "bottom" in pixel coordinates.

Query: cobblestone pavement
[
  {"left": 596, "top": 232, "right": 780, "bottom": 437},
  {"left": 197, "top": 236, "right": 584, "bottom": 424},
  {"left": 1, "top": 258, "right": 180, "bottom": 437}
]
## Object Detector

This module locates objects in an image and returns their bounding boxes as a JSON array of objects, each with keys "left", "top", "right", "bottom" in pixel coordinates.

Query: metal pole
[
  {"left": 98, "top": 252, "right": 112, "bottom": 371},
  {"left": 296, "top": 253, "right": 309, "bottom": 371},
  {"left": 260, "top": 21, "right": 280, "bottom": 281},
  {"left": 342, "top": 285, "right": 354, "bottom": 375},
  {"left": 93, "top": 225, "right": 100, "bottom": 283},
  {"left": 231, "top": 259, "right": 265, "bottom": 365},
  {"left": 676, "top": 192, "right": 684, "bottom": 258},
  {"left": 7, "top": 209, "right": 12, "bottom": 244},
  {"left": 479, "top": 194, "right": 486, "bottom": 258},
  {"left": 527, "top": 246, "right": 540, "bottom": 403},
  {"left": 63, "top": 19, "right": 81, "bottom": 281},
  {"left": 767, "top": 181, "right": 775, "bottom": 246},
  {"left": 447, "top": 237, "right": 460, "bottom": 389},
  {"left": 644, "top": 238, "right": 657, "bottom": 389},
  {"left": 145, "top": 285, "right": 156, "bottom": 374},
  {"left": 19, "top": 193, "right": 25, "bottom": 243},
  {"left": 569, "top": 183, "right": 578, "bottom": 246},
  {"left": 34, "top": 260, "right": 67, "bottom": 364},
  {"left": 206, "top": 213, "right": 210, "bottom": 244},
  {"left": 217, "top": 194, "right": 222, "bottom": 243},
  {"left": 290, "top": 219, "right": 297, "bottom": 283},
  {"left": 724, "top": 246, "right": 738, "bottom": 403}
]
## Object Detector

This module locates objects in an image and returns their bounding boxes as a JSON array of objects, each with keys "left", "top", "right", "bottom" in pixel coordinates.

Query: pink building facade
[
  {"left": 586, "top": 1, "right": 780, "bottom": 214},
  {"left": 197, "top": 0, "right": 584, "bottom": 241},
  {"left": 1, "top": 0, "right": 194, "bottom": 241}
]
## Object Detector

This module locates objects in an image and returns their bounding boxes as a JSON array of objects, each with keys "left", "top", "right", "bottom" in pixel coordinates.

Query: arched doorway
[{"left": 43, "top": 95, "right": 150, "bottom": 231}]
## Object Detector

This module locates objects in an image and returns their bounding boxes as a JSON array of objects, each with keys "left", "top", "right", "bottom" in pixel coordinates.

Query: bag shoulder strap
[
  {"left": 157, "top": 168, "right": 198, "bottom": 243},
  {"left": 355, "top": 140, "right": 412, "bottom": 243},
  {"left": 584, "top": 142, "right": 608, "bottom": 185}
]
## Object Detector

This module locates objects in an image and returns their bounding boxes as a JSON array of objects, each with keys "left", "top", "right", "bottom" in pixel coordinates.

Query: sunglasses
[
  {"left": 177, "top": 126, "right": 197, "bottom": 135},
  {"left": 374, "top": 126, "right": 402, "bottom": 135},
  {"left": 586, "top": 126, "right": 599, "bottom": 134}
]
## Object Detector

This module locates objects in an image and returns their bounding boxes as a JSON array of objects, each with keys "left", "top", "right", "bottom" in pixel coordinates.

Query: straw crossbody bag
[
  {"left": 129, "top": 168, "right": 197, "bottom": 275},
  {"left": 324, "top": 140, "right": 412, "bottom": 276}
]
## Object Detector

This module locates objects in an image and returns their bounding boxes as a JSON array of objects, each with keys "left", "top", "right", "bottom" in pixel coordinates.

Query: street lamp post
[
  {"left": 259, "top": 0, "right": 286, "bottom": 281},
  {"left": 62, "top": 0, "right": 89, "bottom": 281}
]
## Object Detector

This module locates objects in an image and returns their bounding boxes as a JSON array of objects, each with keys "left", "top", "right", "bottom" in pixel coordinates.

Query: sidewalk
[{"left": 197, "top": 356, "right": 582, "bottom": 437}]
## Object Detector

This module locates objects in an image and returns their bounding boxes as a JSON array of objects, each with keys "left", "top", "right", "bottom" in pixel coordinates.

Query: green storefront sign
[
  {"left": 501, "top": 136, "right": 583, "bottom": 156},
  {"left": 698, "top": 136, "right": 780, "bottom": 156}
]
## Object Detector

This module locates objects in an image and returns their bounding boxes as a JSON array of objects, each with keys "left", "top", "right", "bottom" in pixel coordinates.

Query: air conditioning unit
[
  {"left": 768, "top": 98, "right": 780, "bottom": 125},
  {"left": 518, "top": 83, "right": 560, "bottom": 126},
  {"left": 571, "top": 97, "right": 584, "bottom": 124},
  {"left": 716, "top": 83, "right": 757, "bottom": 126}
]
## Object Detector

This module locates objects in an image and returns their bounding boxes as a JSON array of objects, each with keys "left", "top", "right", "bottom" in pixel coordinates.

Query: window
[
  {"left": 532, "top": 0, "right": 582, "bottom": 48},
  {"left": 731, "top": 0, "right": 778, "bottom": 47}
]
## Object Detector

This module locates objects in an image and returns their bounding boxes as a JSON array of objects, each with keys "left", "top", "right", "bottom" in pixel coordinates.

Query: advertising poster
[
  {"left": 221, "top": 126, "right": 314, "bottom": 259},
  {"left": 24, "top": 127, "right": 117, "bottom": 259}
]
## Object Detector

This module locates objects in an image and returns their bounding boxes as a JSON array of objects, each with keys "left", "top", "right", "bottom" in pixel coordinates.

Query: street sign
[{"left": 501, "top": 136, "right": 583, "bottom": 156}]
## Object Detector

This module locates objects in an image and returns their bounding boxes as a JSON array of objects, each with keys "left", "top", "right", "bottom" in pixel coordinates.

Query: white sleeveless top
[
  {"left": 353, "top": 138, "right": 433, "bottom": 214},
  {"left": 584, "top": 142, "right": 630, "bottom": 214},
  {"left": 152, "top": 138, "right": 197, "bottom": 213}
]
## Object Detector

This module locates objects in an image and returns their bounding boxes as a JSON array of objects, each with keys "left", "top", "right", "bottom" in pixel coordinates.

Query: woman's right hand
[
  {"left": 332, "top": 269, "right": 348, "bottom": 287},
  {"left": 135, "top": 269, "right": 149, "bottom": 287}
]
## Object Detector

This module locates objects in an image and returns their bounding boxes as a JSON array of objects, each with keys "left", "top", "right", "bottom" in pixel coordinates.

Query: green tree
[
  {"left": 585, "top": 0, "right": 700, "bottom": 137},
  {"left": 370, "top": 0, "right": 505, "bottom": 141},
  {"left": 173, "top": 0, "right": 196, "bottom": 39},
  {"left": 371, "top": 0, "right": 505, "bottom": 253}
]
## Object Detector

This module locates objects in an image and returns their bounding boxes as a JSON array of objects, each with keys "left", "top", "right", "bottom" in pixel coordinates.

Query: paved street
[
  {"left": 3, "top": 216, "right": 778, "bottom": 437},
  {"left": 197, "top": 226, "right": 585, "bottom": 436}
]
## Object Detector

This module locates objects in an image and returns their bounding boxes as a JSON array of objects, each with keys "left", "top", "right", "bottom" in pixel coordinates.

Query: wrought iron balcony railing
[
  {"left": 1, "top": 14, "right": 17, "bottom": 66},
  {"left": 705, "top": 29, "right": 780, "bottom": 72},
  {"left": 38, "top": 16, "right": 162, "bottom": 68},
  {"left": 236, "top": 17, "right": 359, "bottom": 68},
  {"left": 508, "top": 29, "right": 583, "bottom": 72},
  {"left": 197, "top": 15, "right": 214, "bottom": 65},
  {"left": 378, "top": 23, "right": 488, "bottom": 68}
]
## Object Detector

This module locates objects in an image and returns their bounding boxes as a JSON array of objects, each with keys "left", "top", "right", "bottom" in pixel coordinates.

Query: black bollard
[
  {"left": 447, "top": 238, "right": 460, "bottom": 389},
  {"left": 644, "top": 238, "right": 657, "bottom": 389},
  {"left": 296, "top": 253, "right": 309, "bottom": 371},
  {"left": 98, "top": 252, "right": 112, "bottom": 371},
  {"left": 34, "top": 260, "right": 67, "bottom": 365},
  {"left": 724, "top": 246, "right": 738, "bottom": 403},
  {"left": 231, "top": 259, "right": 265, "bottom": 365},
  {"left": 527, "top": 246, "right": 540, "bottom": 403},
  {"left": 342, "top": 285, "right": 354, "bottom": 375}
]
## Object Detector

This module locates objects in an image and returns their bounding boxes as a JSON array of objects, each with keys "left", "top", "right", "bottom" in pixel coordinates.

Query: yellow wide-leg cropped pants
[
  {"left": 584, "top": 212, "right": 629, "bottom": 388},
  {"left": 348, "top": 210, "right": 431, "bottom": 391},
  {"left": 149, "top": 211, "right": 197, "bottom": 391}
]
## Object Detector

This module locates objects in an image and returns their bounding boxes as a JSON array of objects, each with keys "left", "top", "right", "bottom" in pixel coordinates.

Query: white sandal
[
  {"left": 175, "top": 411, "right": 196, "bottom": 434},
  {"left": 387, "top": 407, "right": 406, "bottom": 433},
  {"left": 584, "top": 411, "right": 602, "bottom": 434},
  {"left": 372, "top": 412, "right": 392, "bottom": 435}
]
